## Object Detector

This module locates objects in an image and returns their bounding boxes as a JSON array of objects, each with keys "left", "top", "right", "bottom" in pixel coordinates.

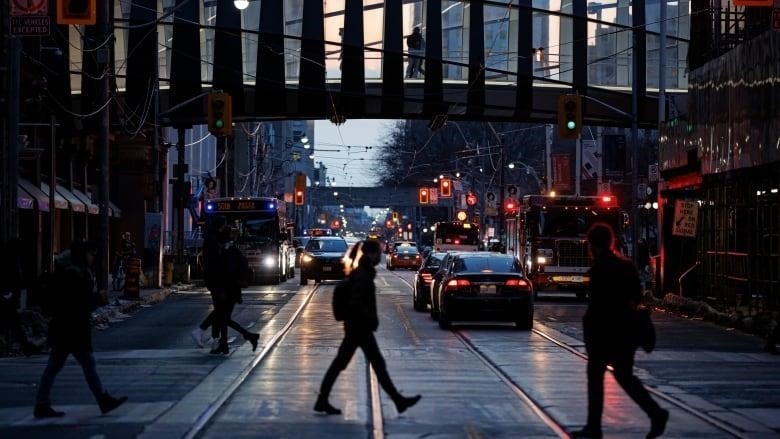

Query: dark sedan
[
  {"left": 299, "top": 237, "right": 349, "bottom": 285},
  {"left": 435, "top": 253, "right": 534, "bottom": 330},
  {"left": 412, "top": 252, "right": 447, "bottom": 312}
]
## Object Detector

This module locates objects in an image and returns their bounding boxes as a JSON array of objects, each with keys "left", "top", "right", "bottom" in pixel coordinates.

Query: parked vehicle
[
  {"left": 412, "top": 252, "right": 447, "bottom": 311},
  {"left": 434, "top": 252, "right": 534, "bottom": 330}
]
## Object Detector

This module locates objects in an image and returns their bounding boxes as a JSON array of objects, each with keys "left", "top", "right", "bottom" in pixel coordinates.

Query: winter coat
[
  {"left": 344, "top": 254, "right": 379, "bottom": 332},
  {"left": 582, "top": 250, "right": 642, "bottom": 355},
  {"left": 47, "top": 252, "right": 102, "bottom": 352}
]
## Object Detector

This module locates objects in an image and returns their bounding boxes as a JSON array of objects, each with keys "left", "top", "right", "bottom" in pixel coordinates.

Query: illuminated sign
[{"left": 205, "top": 198, "right": 277, "bottom": 212}]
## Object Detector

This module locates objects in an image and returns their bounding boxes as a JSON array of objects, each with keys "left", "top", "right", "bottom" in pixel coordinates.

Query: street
[{"left": 1, "top": 264, "right": 778, "bottom": 438}]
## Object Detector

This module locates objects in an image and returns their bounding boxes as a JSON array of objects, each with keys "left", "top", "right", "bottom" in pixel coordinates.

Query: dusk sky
[{"left": 314, "top": 119, "right": 397, "bottom": 187}]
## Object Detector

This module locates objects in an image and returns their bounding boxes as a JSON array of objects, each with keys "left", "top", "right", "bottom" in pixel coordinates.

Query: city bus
[
  {"left": 513, "top": 194, "right": 626, "bottom": 299},
  {"left": 432, "top": 221, "right": 480, "bottom": 252},
  {"left": 203, "top": 197, "right": 295, "bottom": 284}
]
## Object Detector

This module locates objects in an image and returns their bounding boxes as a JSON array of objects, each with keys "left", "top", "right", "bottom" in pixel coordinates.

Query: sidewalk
[{"left": 0, "top": 283, "right": 198, "bottom": 357}]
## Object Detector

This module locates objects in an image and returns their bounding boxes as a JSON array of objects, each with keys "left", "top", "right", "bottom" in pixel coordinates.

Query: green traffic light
[
  {"left": 566, "top": 120, "right": 576, "bottom": 130},
  {"left": 215, "top": 119, "right": 224, "bottom": 129}
]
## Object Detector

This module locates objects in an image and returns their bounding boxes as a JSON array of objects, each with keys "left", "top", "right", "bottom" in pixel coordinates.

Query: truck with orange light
[{"left": 515, "top": 195, "right": 626, "bottom": 299}]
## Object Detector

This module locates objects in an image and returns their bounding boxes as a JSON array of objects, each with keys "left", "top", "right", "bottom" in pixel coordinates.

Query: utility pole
[
  {"left": 97, "top": 0, "right": 112, "bottom": 292},
  {"left": 1, "top": 34, "right": 21, "bottom": 242}
]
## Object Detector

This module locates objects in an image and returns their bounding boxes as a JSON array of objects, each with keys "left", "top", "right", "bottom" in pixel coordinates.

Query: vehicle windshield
[
  {"left": 306, "top": 239, "right": 348, "bottom": 253},
  {"left": 533, "top": 209, "right": 620, "bottom": 237},
  {"left": 453, "top": 256, "right": 522, "bottom": 273}
]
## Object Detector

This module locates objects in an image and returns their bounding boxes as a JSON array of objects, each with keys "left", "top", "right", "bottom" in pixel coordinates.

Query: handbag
[{"left": 634, "top": 305, "right": 656, "bottom": 353}]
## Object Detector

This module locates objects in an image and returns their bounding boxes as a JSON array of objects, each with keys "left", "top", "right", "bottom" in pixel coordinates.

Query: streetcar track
[
  {"left": 391, "top": 270, "right": 749, "bottom": 438},
  {"left": 185, "top": 282, "right": 384, "bottom": 439}
]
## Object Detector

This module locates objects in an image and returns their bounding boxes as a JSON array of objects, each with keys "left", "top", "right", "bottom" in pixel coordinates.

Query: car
[
  {"left": 292, "top": 236, "right": 310, "bottom": 267},
  {"left": 428, "top": 251, "right": 463, "bottom": 321},
  {"left": 412, "top": 252, "right": 447, "bottom": 311},
  {"left": 390, "top": 241, "right": 416, "bottom": 254},
  {"left": 387, "top": 245, "right": 422, "bottom": 270},
  {"left": 299, "top": 237, "right": 349, "bottom": 285},
  {"left": 434, "top": 252, "right": 534, "bottom": 330}
]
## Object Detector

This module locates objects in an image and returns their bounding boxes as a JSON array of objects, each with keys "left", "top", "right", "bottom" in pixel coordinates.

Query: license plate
[
  {"left": 480, "top": 285, "right": 496, "bottom": 295},
  {"left": 553, "top": 275, "right": 584, "bottom": 282},
  {"left": 322, "top": 266, "right": 332, "bottom": 272}
]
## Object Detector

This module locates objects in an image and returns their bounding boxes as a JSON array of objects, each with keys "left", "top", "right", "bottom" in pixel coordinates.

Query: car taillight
[
  {"left": 415, "top": 255, "right": 421, "bottom": 260},
  {"left": 505, "top": 279, "right": 530, "bottom": 287},
  {"left": 444, "top": 278, "right": 471, "bottom": 292},
  {"left": 421, "top": 273, "right": 432, "bottom": 282}
]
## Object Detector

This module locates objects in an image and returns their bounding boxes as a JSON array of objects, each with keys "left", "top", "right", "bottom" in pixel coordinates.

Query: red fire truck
[{"left": 510, "top": 195, "right": 626, "bottom": 299}]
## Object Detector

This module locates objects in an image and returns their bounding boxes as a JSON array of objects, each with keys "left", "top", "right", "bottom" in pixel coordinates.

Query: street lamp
[{"left": 233, "top": 0, "right": 249, "bottom": 10}]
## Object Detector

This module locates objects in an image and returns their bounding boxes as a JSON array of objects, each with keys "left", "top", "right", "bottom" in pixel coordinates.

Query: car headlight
[
  {"left": 302, "top": 254, "right": 314, "bottom": 264},
  {"left": 263, "top": 255, "right": 277, "bottom": 267},
  {"left": 536, "top": 256, "right": 547, "bottom": 265}
]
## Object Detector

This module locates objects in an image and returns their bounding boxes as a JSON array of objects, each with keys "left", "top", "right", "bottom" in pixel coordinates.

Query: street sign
[
  {"left": 648, "top": 163, "right": 659, "bottom": 182},
  {"left": 10, "top": 0, "right": 50, "bottom": 36},
  {"left": 672, "top": 200, "right": 698, "bottom": 237}
]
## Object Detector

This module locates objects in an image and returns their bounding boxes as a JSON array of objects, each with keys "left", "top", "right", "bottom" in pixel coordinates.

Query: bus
[
  {"left": 513, "top": 194, "right": 626, "bottom": 299},
  {"left": 432, "top": 221, "right": 480, "bottom": 252},
  {"left": 305, "top": 228, "right": 332, "bottom": 237},
  {"left": 203, "top": 197, "right": 295, "bottom": 284}
]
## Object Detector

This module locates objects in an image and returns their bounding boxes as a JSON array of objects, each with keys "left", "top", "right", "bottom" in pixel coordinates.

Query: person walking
[
  {"left": 191, "top": 218, "right": 259, "bottom": 354},
  {"left": 571, "top": 223, "right": 668, "bottom": 438},
  {"left": 314, "top": 240, "right": 421, "bottom": 415},
  {"left": 405, "top": 26, "right": 425, "bottom": 78},
  {"left": 33, "top": 240, "right": 127, "bottom": 418},
  {"left": 0, "top": 238, "right": 35, "bottom": 356}
]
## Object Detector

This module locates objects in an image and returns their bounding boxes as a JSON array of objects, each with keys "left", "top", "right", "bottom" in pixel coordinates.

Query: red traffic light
[
  {"left": 440, "top": 178, "right": 452, "bottom": 197},
  {"left": 419, "top": 188, "right": 429, "bottom": 204},
  {"left": 503, "top": 200, "right": 518, "bottom": 215},
  {"left": 294, "top": 189, "right": 305, "bottom": 205},
  {"left": 466, "top": 191, "right": 477, "bottom": 206}
]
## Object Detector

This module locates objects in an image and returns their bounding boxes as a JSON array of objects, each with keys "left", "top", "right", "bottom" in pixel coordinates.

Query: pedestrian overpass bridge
[{"left": 61, "top": 0, "right": 689, "bottom": 128}]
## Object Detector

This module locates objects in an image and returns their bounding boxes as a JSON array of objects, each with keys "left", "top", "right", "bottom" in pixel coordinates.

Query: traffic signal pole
[{"left": 97, "top": 0, "right": 111, "bottom": 292}]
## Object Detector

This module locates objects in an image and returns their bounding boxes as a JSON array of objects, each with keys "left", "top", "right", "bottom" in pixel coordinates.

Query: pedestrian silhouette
[
  {"left": 314, "top": 240, "right": 421, "bottom": 415},
  {"left": 191, "top": 222, "right": 260, "bottom": 355},
  {"left": 571, "top": 223, "right": 668, "bottom": 438},
  {"left": 33, "top": 240, "right": 127, "bottom": 418},
  {"left": 405, "top": 27, "right": 425, "bottom": 78},
  {"left": 0, "top": 238, "right": 35, "bottom": 356}
]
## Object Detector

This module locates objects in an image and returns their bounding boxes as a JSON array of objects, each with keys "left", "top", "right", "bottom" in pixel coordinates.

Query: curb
[{"left": 92, "top": 283, "right": 197, "bottom": 329}]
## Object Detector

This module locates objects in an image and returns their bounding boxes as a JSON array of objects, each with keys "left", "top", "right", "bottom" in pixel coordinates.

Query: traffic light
[
  {"left": 294, "top": 189, "right": 304, "bottom": 205},
  {"left": 503, "top": 199, "right": 518, "bottom": 216},
  {"left": 419, "top": 188, "right": 429, "bottom": 204},
  {"left": 57, "top": 0, "right": 97, "bottom": 25},
  {"left": 557, "top": 94, "right": 582, "bottom": 139},
  {"left": 440, "top": 178, "right": 452, "bottom": 197},
  {"left": 208, "top": 92, "right": 233, "bottom": 136}
]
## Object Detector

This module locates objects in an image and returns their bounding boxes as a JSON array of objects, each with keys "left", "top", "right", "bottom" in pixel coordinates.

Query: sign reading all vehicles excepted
[{"left": 672, "top": 200, "right": 698, "bottom": 237}]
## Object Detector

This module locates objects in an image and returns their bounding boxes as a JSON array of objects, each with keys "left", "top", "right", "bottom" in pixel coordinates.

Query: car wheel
[
  {"left": 299, "top": 275, "right": 307, "bottom": 286},
  {"left": 576, "top": 291, "right": 587, "bottom": 301},
  {"left": 516, "top": 308, "right": 534, "bottom": 330},
  {"left": 438, "top": 308, "right": 451, "bottom": 329},
  {"left": 388, "top": 266, "right": 394, "bottom": 271},
  {"left": 413, "top": 289, "right": 426, "bottom": 312}
]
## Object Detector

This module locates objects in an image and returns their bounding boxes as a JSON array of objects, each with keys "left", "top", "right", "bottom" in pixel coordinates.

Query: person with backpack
[
  {"left": 570, "top": 224, "right": 668, "bottom": 438},
  {"left": 405, "top": 26, "right": 425, "bottom": 78},
  {"left": 33, "top": 240, "right": 127, "bottom": 418},
  {"left": 208, "top": 225, "right": 259, "bottom": 355},
  {"left": 191, "top": 218, "right": 259, "bottom": 354},
  {"left": 314, "top": 240, "right": 421, "bottom": 415}
]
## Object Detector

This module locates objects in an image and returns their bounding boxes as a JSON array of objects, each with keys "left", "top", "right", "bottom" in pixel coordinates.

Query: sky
[{"left": 313, "top": 119, "right": 397, "bottom": 187}]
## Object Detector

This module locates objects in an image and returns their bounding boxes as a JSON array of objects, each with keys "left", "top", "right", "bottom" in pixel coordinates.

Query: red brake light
[
  {"left": 444, "top": 279, "right": 471, "bottom": 291},
  {"left": 505, "top": 279, "right": 529, "bottom": 287},
  {"left": 421, "top": 273, "right": 432, "bottom": 282},
  {"left": 453, "top": 239, "right": 460, "bottom": 245}
]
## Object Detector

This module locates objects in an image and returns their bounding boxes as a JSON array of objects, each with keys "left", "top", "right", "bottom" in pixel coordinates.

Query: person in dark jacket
[
  {"left": 0, "top": 238, "right": 35, "bottom": 356},
  {"left": 33, "top": 240, "right": 127, "bottom": 418},
  {"left": 314, "top": 240, "right": 421, "bottom": 415},
  {"left": 571, "top": 224, "right": 668, "bottom": 439},
  {"left": 208, "top": 226, "right": 259, "bottom": 355}
]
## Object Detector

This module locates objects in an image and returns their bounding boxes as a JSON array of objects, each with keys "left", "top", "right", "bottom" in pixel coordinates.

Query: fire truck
[{"left": 509, "top": 195, "right": 626, "bottom": 299}]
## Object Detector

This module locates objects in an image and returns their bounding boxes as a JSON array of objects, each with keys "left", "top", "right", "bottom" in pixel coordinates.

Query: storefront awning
[
  {"left": 16, "top": 185, "right": 34, "bottom": 210},
  {"left": 40, "top": 182, "right": 70, "bottom": 210},
  {"left": 72, "top": 189, "right": 99, "bottom": 214},
  {"left": 55, "top": 185, "right": 86, "bottom": 213},
  {"left": 108, "top": 200, "right": 122, "bottom": 218},
  {"left": 18, "top": 179, "right": 49, "bottom": 212}
]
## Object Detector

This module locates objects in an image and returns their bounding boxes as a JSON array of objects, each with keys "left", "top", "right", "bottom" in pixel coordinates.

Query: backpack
[
  {"left": 332, "top": 277, "right": 352, "bottom": 321},
  {"left": 407, "top": 33, "right": 422, "bottom": 50}
]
